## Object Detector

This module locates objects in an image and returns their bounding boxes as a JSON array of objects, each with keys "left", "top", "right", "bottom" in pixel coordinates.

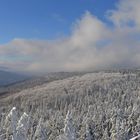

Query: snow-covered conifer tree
[
  {"left": 63, "top": 110, "right": 76, "bottom": 140},
  {"left": 16, "top": 112, "right": 29, "bottom": 140},
  {"left": 33, "top": 118, "right": 47, "bottom": 140},
  {"left": 5, "top": 107, "right": 18, "bottom": 140},
  {"left": 58, "top": 110, "right": 76, "bottom": 140},
  {"left": 85, "top": 124, "right": 93, "bottom": 140}
]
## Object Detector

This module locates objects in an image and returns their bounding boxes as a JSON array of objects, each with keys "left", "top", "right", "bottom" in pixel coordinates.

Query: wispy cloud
[{"left": 0, "top": 0, "right": 140, "bottom": 74}]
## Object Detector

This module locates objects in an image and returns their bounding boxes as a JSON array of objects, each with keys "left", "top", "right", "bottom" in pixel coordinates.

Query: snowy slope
[{"left": 0, "top": 71, "right": 140, "bottom": 139}]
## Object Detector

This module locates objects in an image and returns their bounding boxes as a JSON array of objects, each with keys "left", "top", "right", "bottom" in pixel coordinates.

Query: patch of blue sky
[{"left": 0, "top": 0, "right": 117, "bottom": 43}]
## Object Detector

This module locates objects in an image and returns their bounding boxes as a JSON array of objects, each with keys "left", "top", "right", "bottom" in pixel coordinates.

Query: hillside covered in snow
[{"left": 0, "top": 70, "right": 140, "bottom": 140}]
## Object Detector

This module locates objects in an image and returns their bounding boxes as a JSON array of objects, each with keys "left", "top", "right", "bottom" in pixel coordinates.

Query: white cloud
[
  {"left": 108, "top": 0, "right": 140, "bottom": 28},
  {"left": 0, "top": 0, "right": 140, "bottom": 74}
]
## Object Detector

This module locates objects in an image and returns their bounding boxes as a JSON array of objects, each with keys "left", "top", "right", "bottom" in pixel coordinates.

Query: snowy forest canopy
[{"left": 0, "top": 71, "right": 140, "bottom": 140}]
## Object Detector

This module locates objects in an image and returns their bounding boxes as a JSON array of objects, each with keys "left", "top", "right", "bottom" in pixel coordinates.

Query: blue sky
[{"left": 0, "top": 0, "right": 116, "bottom": 44}]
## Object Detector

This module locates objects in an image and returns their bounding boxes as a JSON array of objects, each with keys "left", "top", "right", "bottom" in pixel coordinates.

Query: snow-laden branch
[{"left": 130, "top": 134, "right": 140, "bottom": 140}]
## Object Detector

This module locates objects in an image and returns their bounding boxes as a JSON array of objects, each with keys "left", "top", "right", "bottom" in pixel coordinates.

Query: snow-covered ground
[{"left": 0, "top": 71, "right": 140, "bottom": 139}]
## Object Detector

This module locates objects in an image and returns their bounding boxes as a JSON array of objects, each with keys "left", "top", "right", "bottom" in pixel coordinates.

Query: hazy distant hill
[
  {"left": 0, "top": 72, "right": 85, "bottom": 97},
  {"left": 0, "top": 70, "right": 28, "bottom": 86}
]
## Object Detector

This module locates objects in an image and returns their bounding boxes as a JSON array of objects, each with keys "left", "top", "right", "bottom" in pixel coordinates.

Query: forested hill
[{"left": 0, "top": 70, "right": 140, "bottom": 139}]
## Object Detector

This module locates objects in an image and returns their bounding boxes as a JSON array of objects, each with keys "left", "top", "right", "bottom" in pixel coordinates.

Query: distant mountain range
[{"left": 0, "top": 70, "right": 28, "bottom": 86}]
